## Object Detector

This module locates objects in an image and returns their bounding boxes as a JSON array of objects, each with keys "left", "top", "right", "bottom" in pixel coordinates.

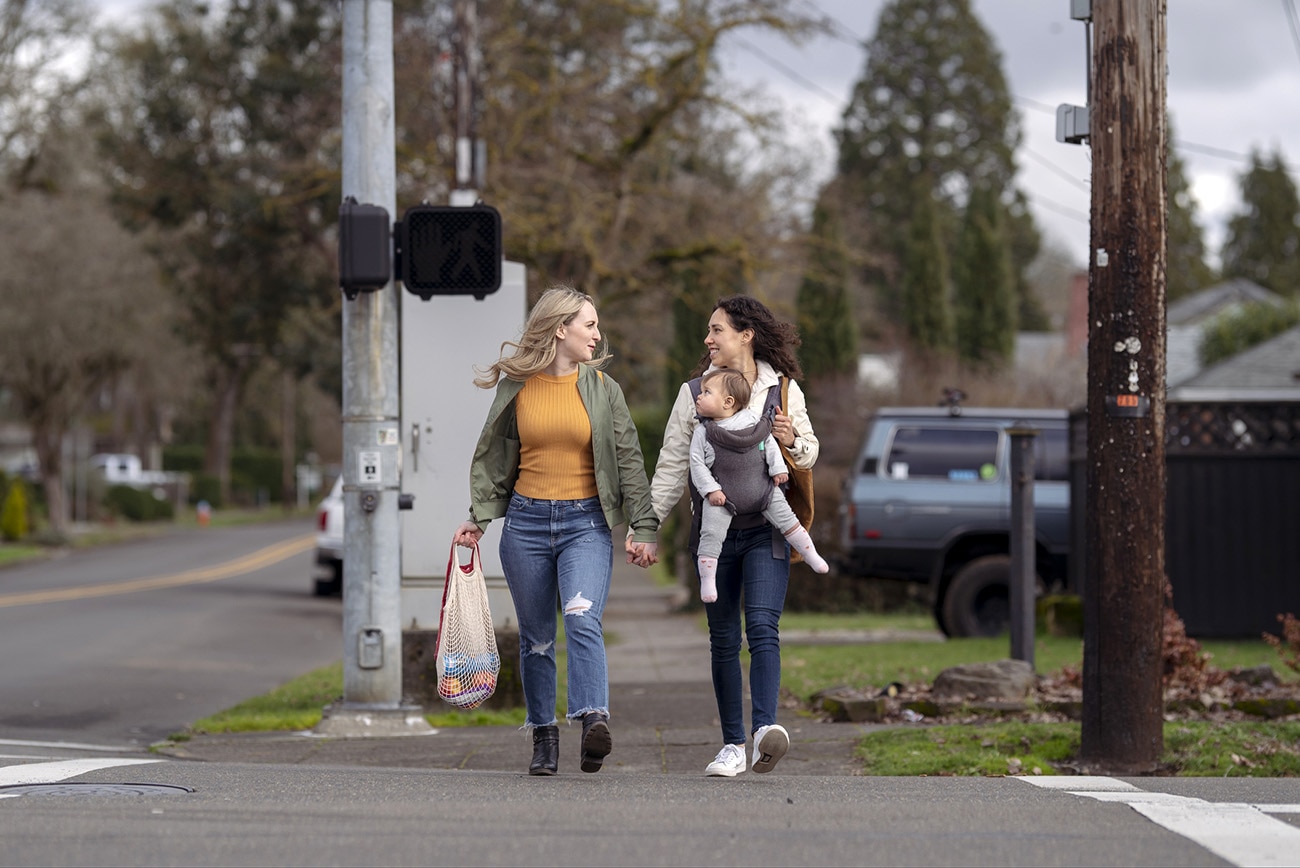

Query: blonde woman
[{"left": 454, "top": 286, "right": 659, "bottom": 776}]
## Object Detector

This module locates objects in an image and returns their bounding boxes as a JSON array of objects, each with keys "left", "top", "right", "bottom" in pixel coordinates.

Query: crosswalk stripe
[{"left": 1020, "top": 776, "right": 1300, "bottom": 867}]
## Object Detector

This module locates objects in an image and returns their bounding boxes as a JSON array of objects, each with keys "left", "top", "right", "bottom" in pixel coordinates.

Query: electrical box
[
  {"left": 399, "top": 261, "right": 525, "bottom": 632},
  {"left": 1056, "top": 104, "right": 1089, "bottom": 145},
  {"left": 1070, "top": 0, "right": 1092, "bottom": 22},
  {"left": 338, "top": 197, "right": 392, "bottom": 298}
]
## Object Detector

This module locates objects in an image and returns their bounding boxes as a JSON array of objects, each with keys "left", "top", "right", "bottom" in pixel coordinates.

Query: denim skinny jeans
[
  {"left": 703, "top": 523, "right": 790, "bottom": 746},
  {"left": 498, "top": 493, "right": 613, "bottom": 728}
]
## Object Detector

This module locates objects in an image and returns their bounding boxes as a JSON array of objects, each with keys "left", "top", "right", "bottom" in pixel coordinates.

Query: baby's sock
[
  {"left": 698, "top": 556, "right": 719, "bottom": 602},
  {"left": 783, "top": 527, "right": 829, "bottom": 573}
]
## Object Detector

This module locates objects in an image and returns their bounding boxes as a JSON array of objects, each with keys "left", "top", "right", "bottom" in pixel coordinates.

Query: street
[
  {"left": 0, "top": 520, "right": 341, "bottom": 746},
  {"left": 0, "top": 523, "right": 1298, "bottom": 867}
]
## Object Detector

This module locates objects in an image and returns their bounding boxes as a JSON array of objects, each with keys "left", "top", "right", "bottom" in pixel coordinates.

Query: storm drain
[{"left": 0, "top": 782, "right": 194, "bottom": 797}]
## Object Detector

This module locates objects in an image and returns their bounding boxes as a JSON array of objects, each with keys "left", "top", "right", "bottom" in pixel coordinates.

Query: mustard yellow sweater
[{"left": 513, "top": 370, "right": 598, "bottom": 500}]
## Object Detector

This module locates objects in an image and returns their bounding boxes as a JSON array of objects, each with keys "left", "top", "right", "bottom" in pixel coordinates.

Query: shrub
[
  {"left": 1, "top": 478, "right": 30, "bottom": 541},
  {"left": 1263, "top": 613, "right": 1300, "bottom": 676},
  {"left": 103, "top": 485, "right": 174, "bottom": 522},
  {"left": 192, "top": 475, "right": 222, "bottom": 508}
]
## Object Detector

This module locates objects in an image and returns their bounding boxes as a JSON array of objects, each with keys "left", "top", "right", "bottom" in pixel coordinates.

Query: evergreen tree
[
  {"left": 796, "top": 195, "right": 856, "bottom": 380},
  {"left": 1220, "top": 149, "right": 1300, "bottom": 296},
  {"left": 953, "top": 186, "right": 1016, "bottom": 366},
  {"left": 835, "top": 0, "right": 1033, "bottom": 329},
  {"left": 900, "top": 179, "right": 954, "bottom": 354},
  {"left": 1166, "top": 124, "right": 1217, "bottom": 302}
]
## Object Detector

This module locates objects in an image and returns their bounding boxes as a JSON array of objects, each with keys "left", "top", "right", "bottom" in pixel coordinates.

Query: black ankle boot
[
  {"left": 580, "top": 712, "right": 611, "bottom": 773},
  {"left": 529, "top": 725, "right": 559, "bottom": 776}
]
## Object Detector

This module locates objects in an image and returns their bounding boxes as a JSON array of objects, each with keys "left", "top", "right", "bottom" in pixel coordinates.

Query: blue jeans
[
  {"left": 703, "top": 524, "right": 790, "bottom": 746},
  {"left": 498, "top": 494, "right": 613, "bottom": 728}
]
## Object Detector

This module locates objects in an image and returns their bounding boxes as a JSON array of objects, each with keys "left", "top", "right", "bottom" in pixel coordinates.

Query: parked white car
[{"left": 313, "top": 476, "right": 343, "bottom": 596}]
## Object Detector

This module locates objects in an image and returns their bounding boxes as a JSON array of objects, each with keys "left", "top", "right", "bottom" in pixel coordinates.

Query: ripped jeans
[{"left": 499, "top": 493, "right": 613, "bottom": 728}]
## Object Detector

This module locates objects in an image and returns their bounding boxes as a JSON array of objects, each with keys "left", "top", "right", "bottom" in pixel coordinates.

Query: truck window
[
  {"left": 1034, "top": 426, "right": 1070, "bottom": 481},
  {"left": 885, "top": 427, "right": 1000, "bottom": 481}
]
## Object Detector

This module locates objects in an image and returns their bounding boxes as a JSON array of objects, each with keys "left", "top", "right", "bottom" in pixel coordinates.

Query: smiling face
[
  {"left": 704, "top": 307, "right": 754, "bottom": 372},
  {"left": 555, "top": 300, "right": 601, "bottom": 367}
]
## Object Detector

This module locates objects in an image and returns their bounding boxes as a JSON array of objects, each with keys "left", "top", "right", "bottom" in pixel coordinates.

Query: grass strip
[{"left": 858, "top": 720, "right": 1300, "bottom": 777}]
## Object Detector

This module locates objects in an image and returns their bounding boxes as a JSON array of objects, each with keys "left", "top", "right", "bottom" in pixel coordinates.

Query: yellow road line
[{"left": 0, "top": 534, "right": 316, "bottom": 609}]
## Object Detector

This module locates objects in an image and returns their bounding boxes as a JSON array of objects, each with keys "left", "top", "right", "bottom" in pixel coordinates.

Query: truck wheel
[
  {"left": 313, "top": 564, "right": 342, "bottom": 597},
  {"left": 941, "top": 555, "right": 1013, "bottom": 638}
]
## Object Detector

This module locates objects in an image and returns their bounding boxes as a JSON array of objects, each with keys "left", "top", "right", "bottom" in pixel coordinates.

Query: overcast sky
[
  {"left": 96, "top": 0, "right": 1300, "bottom": 272},
  {"left": 718, "top": 0, "right": 1300, "bottom": 271}
]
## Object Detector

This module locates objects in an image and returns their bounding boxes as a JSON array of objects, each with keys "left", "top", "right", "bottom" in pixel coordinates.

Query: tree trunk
[
  {"left": 204, "top": 360, "right": 248, "bottom": 507},
  {"left": 31, "top": 414, "right": 67, "bottom": 537},
  {"left": 280, "top": 367, "right": 296, "bottom": 513}
]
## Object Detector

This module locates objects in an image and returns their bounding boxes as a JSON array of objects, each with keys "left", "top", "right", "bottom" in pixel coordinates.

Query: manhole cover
[{"left": 0, "top": 782, "right": 194, "bottom": 797}]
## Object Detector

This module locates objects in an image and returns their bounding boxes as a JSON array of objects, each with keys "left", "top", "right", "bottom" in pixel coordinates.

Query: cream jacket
[{"left": 649, "top": 360, "right": 819, "bottom": 523}]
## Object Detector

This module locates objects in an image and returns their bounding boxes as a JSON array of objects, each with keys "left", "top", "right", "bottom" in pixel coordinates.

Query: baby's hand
[
  {"left": 773, "top": 472, "right": 789, "bottom": 486},
  {"left": 707, "top": 490, "right": 727, "bottom": 507}
]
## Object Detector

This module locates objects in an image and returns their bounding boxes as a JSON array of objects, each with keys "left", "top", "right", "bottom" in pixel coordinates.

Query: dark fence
[{"left": 1070, "top": 399, "right": 1300, "bottom": 638}]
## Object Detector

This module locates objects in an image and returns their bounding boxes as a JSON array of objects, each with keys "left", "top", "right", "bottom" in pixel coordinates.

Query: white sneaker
[
  {"left": 751, "top": 724, "right": 789, "bottom": 774},
  {"left": 704, "top": 743, "right": 747, "bottom": 777}
]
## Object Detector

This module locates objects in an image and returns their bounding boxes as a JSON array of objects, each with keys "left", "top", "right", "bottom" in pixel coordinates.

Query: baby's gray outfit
[{"left": 690, "top": 407, "right": 797, "bottom": 559}]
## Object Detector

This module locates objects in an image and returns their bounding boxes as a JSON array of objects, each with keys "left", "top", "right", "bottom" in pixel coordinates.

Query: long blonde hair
[{"left": 473, "top": 285, "right": 611, "bottom": 388}]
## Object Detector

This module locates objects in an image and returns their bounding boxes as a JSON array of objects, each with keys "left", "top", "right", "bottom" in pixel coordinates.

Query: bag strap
[
  {"left": 435, "top": 540, "right": 479, "bottom": 659},
  {"left": 687, "top": 376, "right": 703, "bottom": 422}
]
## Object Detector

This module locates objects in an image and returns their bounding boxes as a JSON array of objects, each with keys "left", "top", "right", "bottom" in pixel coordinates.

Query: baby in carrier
[{"left": 689, "top": 369, "right": 828, "bottom": 602}]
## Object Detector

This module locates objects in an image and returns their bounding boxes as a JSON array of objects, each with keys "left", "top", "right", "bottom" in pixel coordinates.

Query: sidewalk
[{"left": 155, "top": 557, "right": 876, "bottom": 776}]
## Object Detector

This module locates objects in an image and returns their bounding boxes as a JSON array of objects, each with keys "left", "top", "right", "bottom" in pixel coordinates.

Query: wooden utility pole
[{"left": 1080, "top": 0, "right": 1168, "bottom": 772}]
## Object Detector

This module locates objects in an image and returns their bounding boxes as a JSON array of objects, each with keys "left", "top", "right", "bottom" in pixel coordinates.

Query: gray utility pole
[
  {"left": 1006, "top": 424, "right": 1038, "bottom": 668},
  {"left": 319, "top": 0, "right": 431, "bottom": 736},
  {"left": 1080, "top": 0, "right": 1168, "bottom": 772}
]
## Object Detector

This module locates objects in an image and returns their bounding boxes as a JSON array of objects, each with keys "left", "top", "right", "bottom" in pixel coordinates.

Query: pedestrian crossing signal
[{"left": 397, "top": 204, "right": 502, "bottom": 300}]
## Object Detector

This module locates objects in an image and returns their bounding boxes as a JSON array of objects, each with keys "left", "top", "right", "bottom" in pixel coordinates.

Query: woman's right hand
[{"left": 453, "top": 521, "right": 483, "bottom": 547}]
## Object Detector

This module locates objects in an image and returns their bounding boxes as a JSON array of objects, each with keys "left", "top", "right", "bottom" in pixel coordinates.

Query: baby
[{"left": 690, "top": 369, "right": 828, "bottom": 603}]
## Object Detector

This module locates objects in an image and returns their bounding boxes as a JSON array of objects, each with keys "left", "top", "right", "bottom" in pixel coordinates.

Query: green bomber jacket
[{"left": 467, "top": 364, "right": 659, "bottom": 544}]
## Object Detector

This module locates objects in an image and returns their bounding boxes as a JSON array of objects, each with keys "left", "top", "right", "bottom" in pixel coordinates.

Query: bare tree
[
  {"left": 0, "top": 0, "right": 91, "bottom": 178},
  {"left": 0, "top": 188, "right": 172, "bottom": 534}
]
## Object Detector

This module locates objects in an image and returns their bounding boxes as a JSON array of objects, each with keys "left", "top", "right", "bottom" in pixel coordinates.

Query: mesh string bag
[{"left": 435, "top": 540, "right": 501, "bottom": 709}]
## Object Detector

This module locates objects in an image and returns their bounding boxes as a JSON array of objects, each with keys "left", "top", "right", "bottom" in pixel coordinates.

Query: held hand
[
  {"left": 453, "top": 520, "right": 483, "bottom": 548},
  {"left": 773, "top": 472, "right": 789, "bottom": 486},
  {"left": 628, "top": 541, "right": 658, "bottom": 568},
  {"left": 636, "top": 542, "right": 659, "bottom": 568},
  {"left": 773, "top": 410, "right": 796, "bottom": 448},
  {"left": 624, "top": 534, "right": 640, "bottom": 564},
  {"left": 707, "top": 490, "right": 727, "bottom": 507}
]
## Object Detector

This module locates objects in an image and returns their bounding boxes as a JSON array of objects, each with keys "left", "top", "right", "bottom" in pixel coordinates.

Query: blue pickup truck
[{"left": 838, "top": 405, "right": 1071, "bottom": 637}]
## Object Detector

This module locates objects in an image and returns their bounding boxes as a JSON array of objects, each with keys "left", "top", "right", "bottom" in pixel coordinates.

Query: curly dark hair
[{"left": 692, "top": 295, "right": 803, "bottom": 380}]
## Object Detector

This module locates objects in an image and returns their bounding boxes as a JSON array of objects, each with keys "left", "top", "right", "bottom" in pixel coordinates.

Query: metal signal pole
[
  {"left": 1080, "top": 0, "right": 1168, "bottom": 772},
  {"left": 319, "top": 0, "right": 431, "bottom": 736}
]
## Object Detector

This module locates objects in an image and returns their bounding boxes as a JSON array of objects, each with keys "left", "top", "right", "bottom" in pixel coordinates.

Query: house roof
[
  {"left": 1166, "top": 278, "right": 1282, "bottom": 326},
  {"left": 1168, "top": 323, "right": 1300, "bottom": 398}
]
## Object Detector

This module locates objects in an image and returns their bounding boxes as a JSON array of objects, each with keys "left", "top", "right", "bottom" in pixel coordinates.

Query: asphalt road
[
  {"left": 0, "top": 520, "right": 341, "bottom": 746},
  {"left": 1, "top": 522, "right": 1298, "bottom": 866},
  {"left": 1, "top": 757, "right": 1299, "bottom": 867}
]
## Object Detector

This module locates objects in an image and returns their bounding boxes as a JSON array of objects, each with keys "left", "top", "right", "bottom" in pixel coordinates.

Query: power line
[
  {"left": 1283, "top": 0, "right": 1300, "bottom": 65},
  {"left": 732, "top": 35, "right": 846, "bottom": 107},
  {"left": 1016, "top": 94, "right": 1270, "bottom": 168},
  {"left": 1023, "top": 145, "right": 1091, "bottom": 192},
  {"left": 1034, "top": 196, "right": 1090, "bottom": 224},
  {"left": 798, "top": 0, "right": 867, "bottom": 48}
]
